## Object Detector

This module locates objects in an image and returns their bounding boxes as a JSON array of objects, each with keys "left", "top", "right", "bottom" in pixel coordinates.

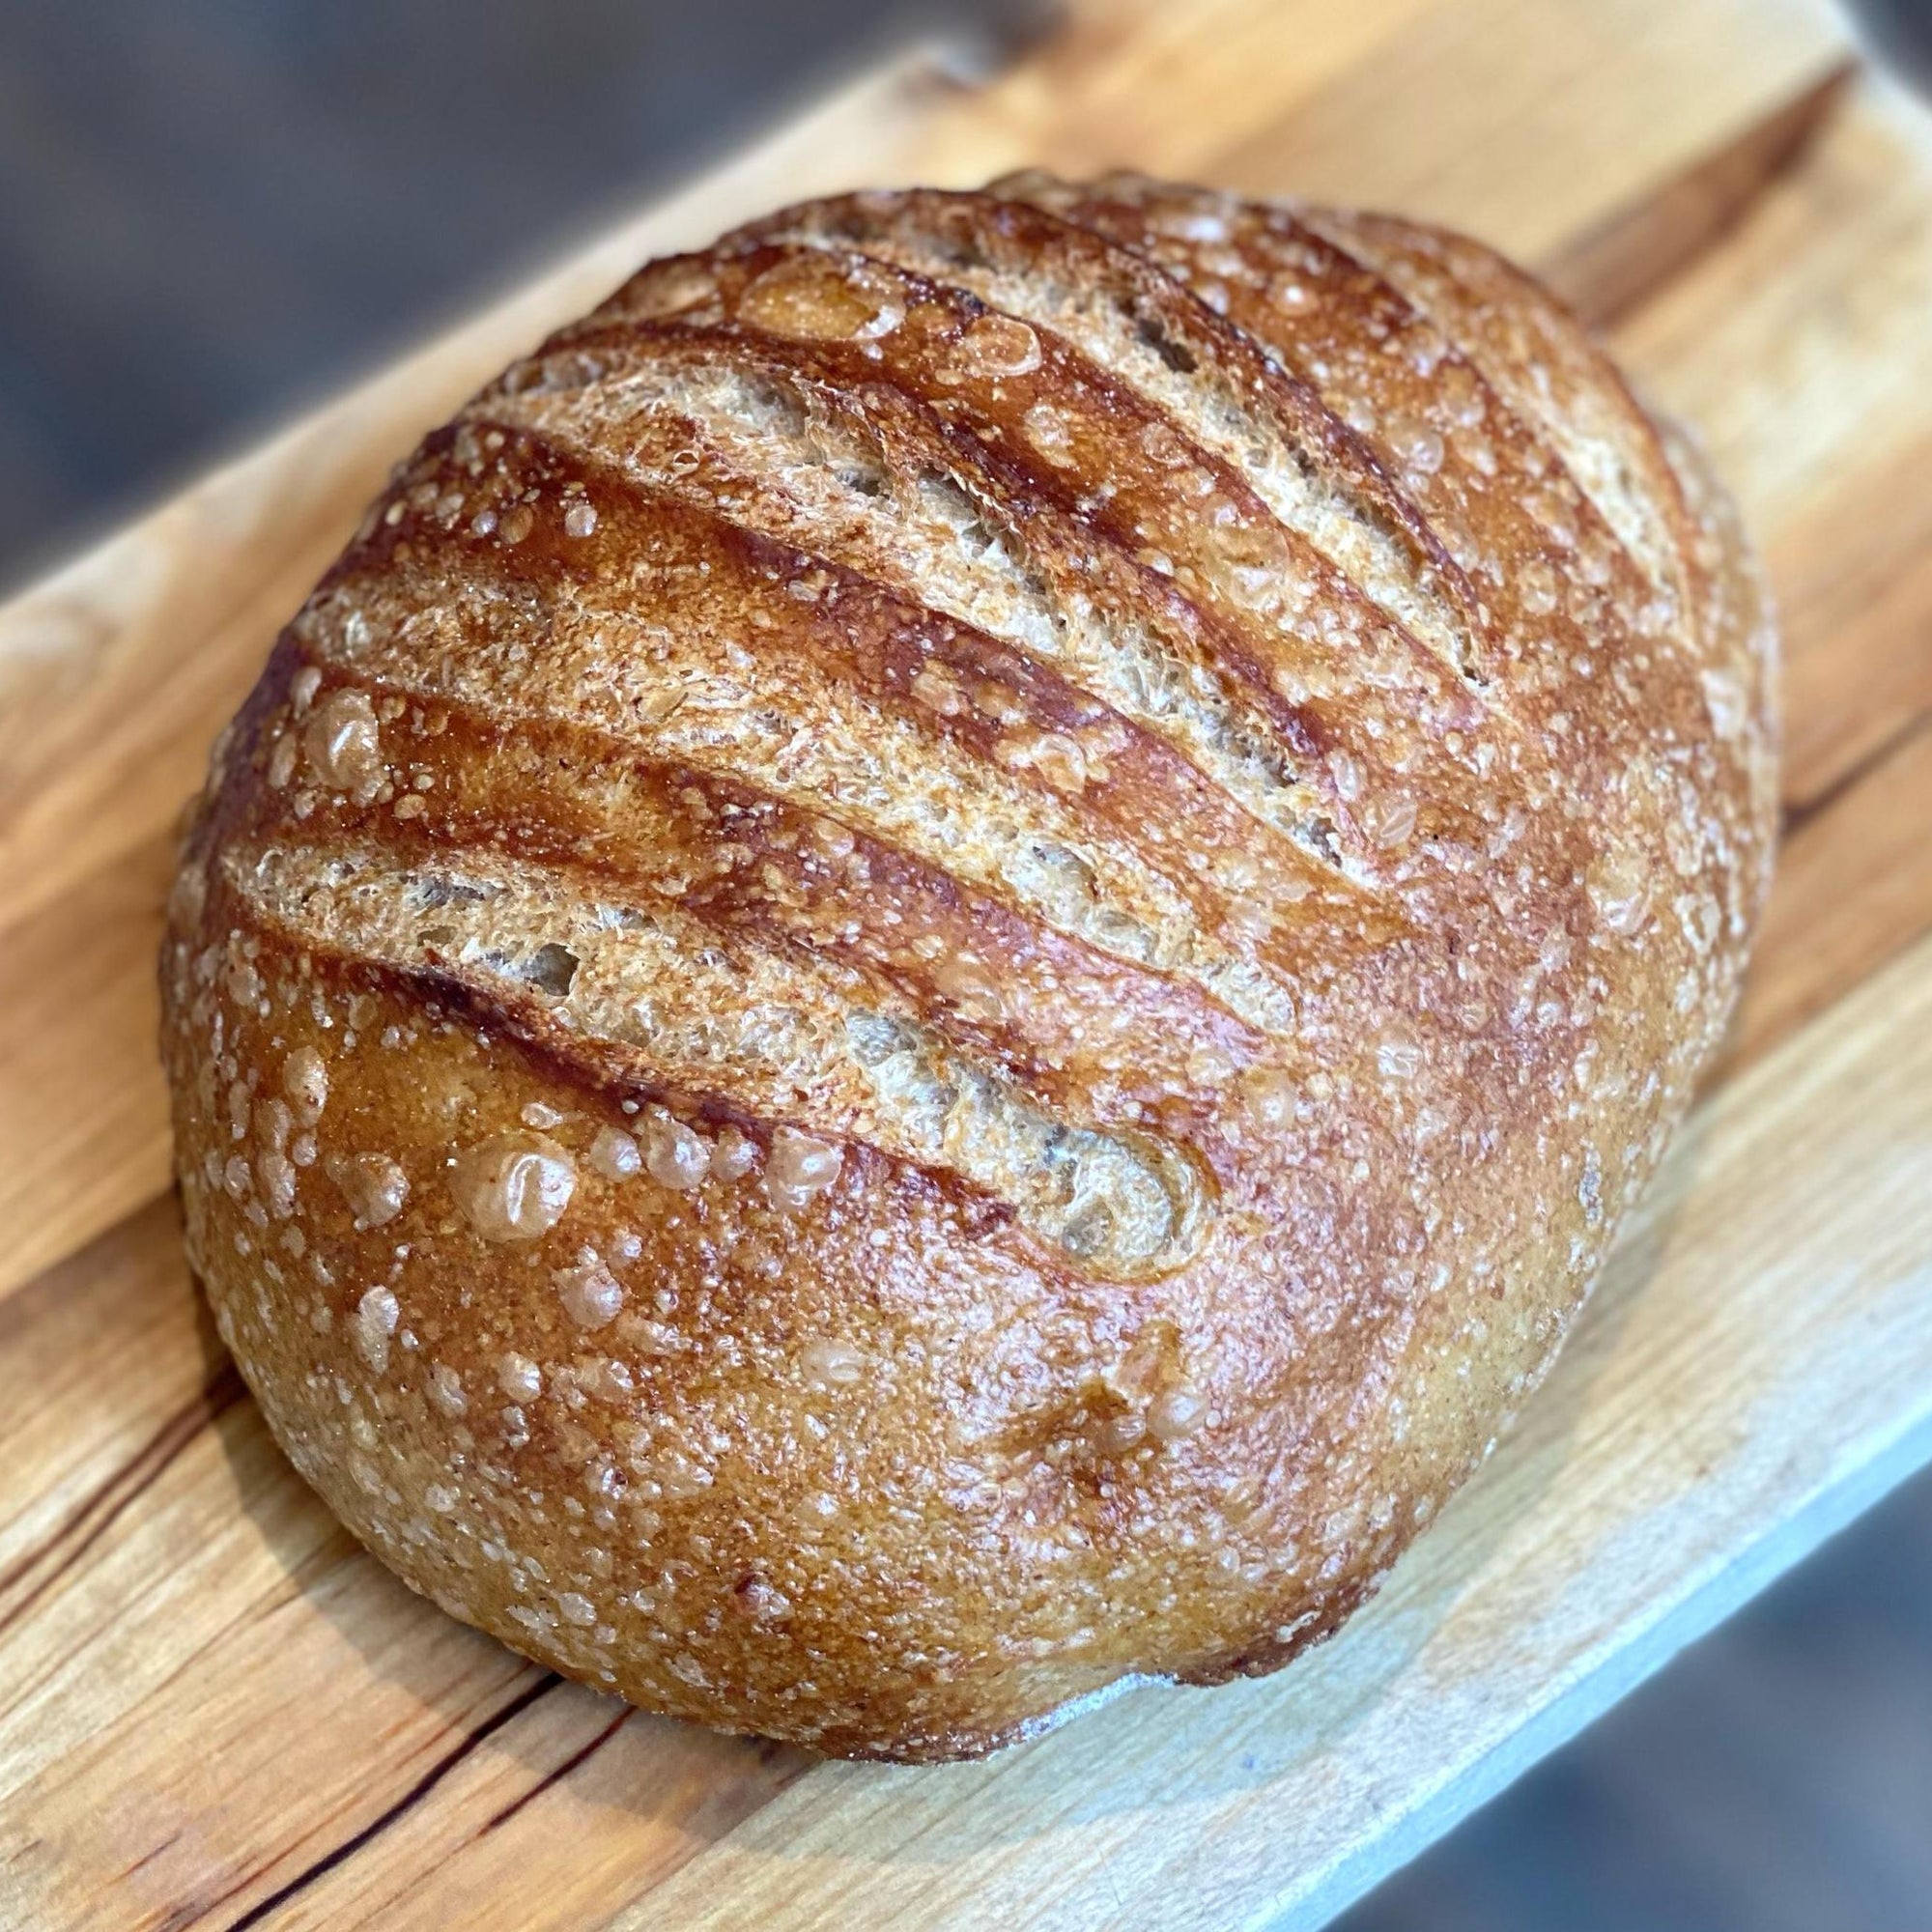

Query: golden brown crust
[{"left": 158, "top": 173, "right": 1776, "bottom": 1762}]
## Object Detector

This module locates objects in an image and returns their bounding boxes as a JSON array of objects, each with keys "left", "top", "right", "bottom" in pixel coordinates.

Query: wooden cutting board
[{"left": 5, "top": 1, "right": 1932, "bottom": 1925}]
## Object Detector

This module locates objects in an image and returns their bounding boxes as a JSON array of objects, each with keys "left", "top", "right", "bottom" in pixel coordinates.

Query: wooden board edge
[{"left": 1290, "top": 1404, "right": 1932, "bottom": 1929}]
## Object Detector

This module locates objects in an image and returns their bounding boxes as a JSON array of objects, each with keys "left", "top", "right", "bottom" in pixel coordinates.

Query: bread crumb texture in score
[{"left": 158, "top": 170, "right": 1777, "bottom": 1762}]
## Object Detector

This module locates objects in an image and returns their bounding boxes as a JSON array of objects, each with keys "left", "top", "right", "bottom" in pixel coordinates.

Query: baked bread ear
[{"left": 159, "top": 172, "right": 1776, "bottom": 1762}]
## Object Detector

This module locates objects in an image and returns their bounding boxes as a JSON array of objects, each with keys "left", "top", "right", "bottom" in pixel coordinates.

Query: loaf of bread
[{"left": 159, "top": 172, "right": 1777, "bottom": 1761}]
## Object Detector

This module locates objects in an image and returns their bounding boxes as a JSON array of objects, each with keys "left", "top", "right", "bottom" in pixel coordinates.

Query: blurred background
[
  {"left": 2, "top": 3, "right": 1929, "bottom": 1927},
  {"left": 0, "top": 0, "right": 1037, "bottom": 585}
]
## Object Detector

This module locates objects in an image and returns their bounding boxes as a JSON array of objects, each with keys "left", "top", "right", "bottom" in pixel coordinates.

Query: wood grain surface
[{"left": 6, "top": 1, "right": 1932, "bottom": 1925}]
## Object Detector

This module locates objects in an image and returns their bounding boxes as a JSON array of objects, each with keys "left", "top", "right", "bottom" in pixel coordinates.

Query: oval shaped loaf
[{"left": 159, "top": 172, "right": 1777, "bottom": 1762}]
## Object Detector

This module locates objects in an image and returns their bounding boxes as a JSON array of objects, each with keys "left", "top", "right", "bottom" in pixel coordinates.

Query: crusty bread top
[{"left": 160, "top": 173, "right": 1777, "bottom": 1759}]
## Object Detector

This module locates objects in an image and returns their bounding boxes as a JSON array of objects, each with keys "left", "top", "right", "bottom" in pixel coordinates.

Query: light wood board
[{"left": 7, "top": 1, "right": 1932, "bottom": 1925}]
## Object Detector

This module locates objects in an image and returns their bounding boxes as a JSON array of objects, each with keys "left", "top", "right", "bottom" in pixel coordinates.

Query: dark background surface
[
  {"left": 2, "top": 5, "right": 1928, "bottom": 1926},
  {"left": 0, "top": 0, "right": 1030, "bottom": 586}
]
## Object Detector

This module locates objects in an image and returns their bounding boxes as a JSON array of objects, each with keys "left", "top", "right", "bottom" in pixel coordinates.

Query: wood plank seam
[
  {"left": 475, "top": 1707, "right": 635, "bottom": 1839},
  {"left": 216, "top": 1672, "right": 562, "bottom": 1932},
  {"left": 1783, "top": 702, "right": 1932, "bottom": 837},
  {"left": 0, "top": 1365, "right": 243, "bottom": 1639}
]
